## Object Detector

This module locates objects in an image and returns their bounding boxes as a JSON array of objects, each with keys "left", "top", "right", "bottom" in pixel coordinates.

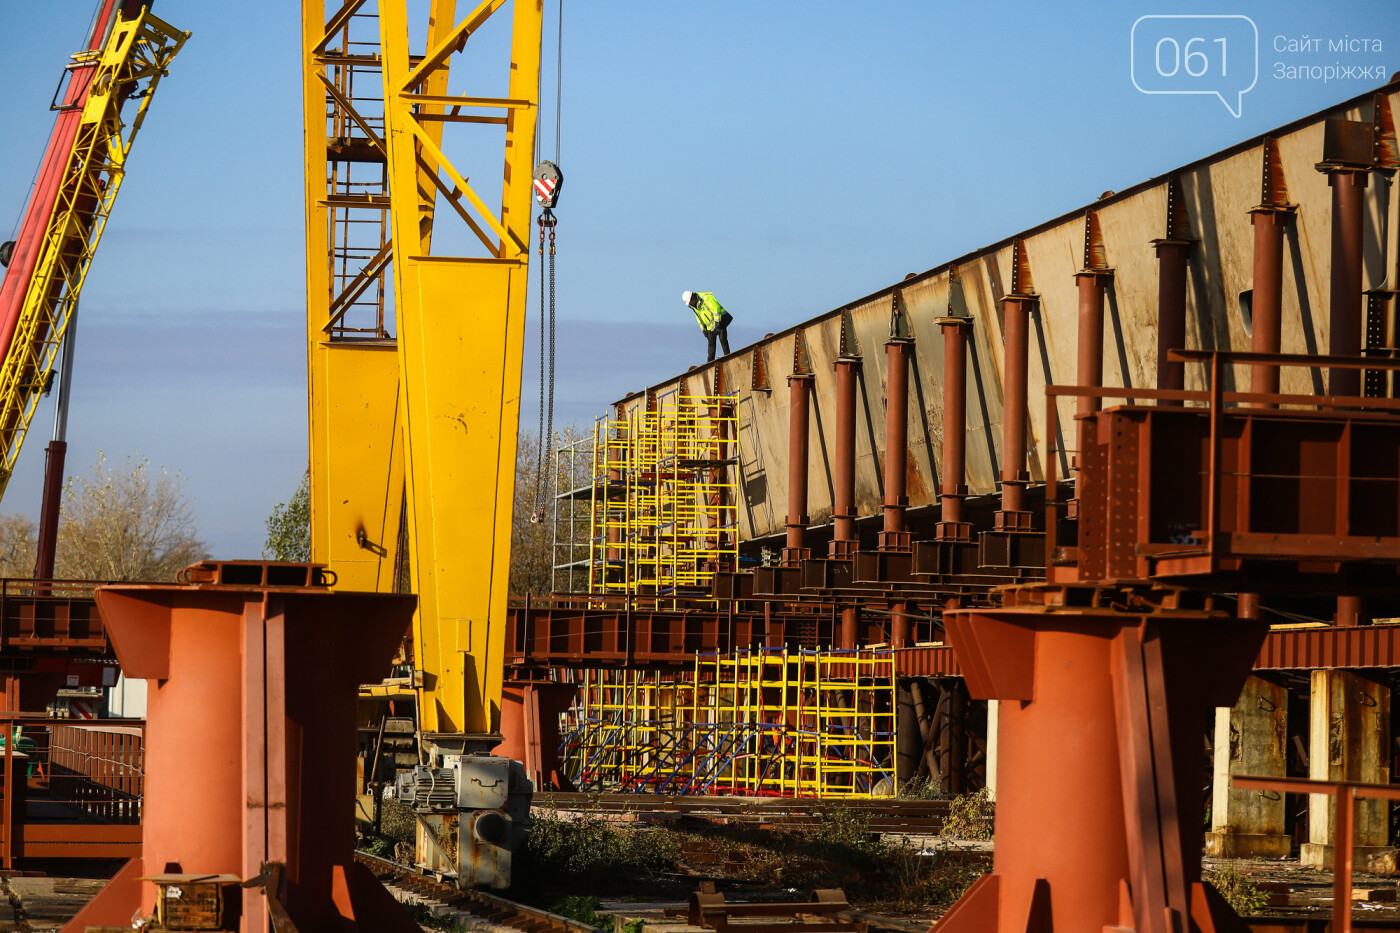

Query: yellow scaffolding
[
  {"left": 589, "top": 392, "right": 739, "bottom": 596},
  {"left": 559, "top": 648, "right": 896, "bottom": 798}
]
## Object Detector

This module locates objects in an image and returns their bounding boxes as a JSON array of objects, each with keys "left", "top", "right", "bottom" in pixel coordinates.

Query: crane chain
[{"left": 531, "top": 210, "right": 558, "bottom": 524}]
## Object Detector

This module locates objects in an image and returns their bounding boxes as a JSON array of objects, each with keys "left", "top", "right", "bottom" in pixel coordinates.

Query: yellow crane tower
[{"left": 301, "top": 0, "right": 543, "bottom": 888}]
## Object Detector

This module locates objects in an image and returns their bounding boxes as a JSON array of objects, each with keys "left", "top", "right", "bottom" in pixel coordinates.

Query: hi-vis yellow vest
[{"left": 690, "top": 292, "right": 727, "bottom": 332}]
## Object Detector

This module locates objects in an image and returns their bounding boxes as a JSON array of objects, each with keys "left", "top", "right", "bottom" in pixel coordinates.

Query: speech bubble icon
[{"left": 1131, "top": 14, "right": 1258, "bottom": 118}]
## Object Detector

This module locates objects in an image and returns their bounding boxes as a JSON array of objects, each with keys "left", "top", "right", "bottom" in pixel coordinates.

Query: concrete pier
[
  {"left": 1300, "top": 670, "right": 1392, "bottom": 868},
  {"left": 1206, "top": 676, "right": 1290, "bottom": 858}
]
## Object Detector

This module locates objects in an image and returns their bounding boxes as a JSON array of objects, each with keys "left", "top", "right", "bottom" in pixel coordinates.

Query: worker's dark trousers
[{"left": 706, "top": 313, "right": 733, "bottom": 362}]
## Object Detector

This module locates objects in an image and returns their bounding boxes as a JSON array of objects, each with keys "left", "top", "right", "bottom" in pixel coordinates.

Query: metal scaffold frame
[
  {"left": 551, "top": 430, "right": 597, "bottom": 593},
  {"left": 589, "top": 391, "right": 740, "bottom": 596},
  {"left": 559, "top": 648, "right": 896, "bottom": 799}
]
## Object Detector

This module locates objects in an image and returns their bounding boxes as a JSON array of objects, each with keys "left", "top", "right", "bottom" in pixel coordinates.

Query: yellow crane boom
[{"left": 0, "top": 7, "right": 185, "bottom": 498}]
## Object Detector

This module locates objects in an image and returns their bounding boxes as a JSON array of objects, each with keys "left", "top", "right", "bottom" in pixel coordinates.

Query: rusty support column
[
  {"left": 34, "top": 441, "right": 66, "bottom": 581},
  {"left": 1154, "top": 241, "right": 1189, "bottom": 404},
  {"left": 996, "top": 297, "right": 1033, "bottom": 526},
  {"left": 840, "top": 605, "right": 859, "bottom": 651},
  {"left": 891, "top": 600, "right": 910, "bottom": 649},
  {"left": 784, "top": 374, "right": 813, "bottom": 564},
  {"left": 1074, "top": 272, "right": 1108, "bottom": 475},
  {"left": 1250, "top": 208, "right": 1292, "bottom": 400},
  {"left": 1325, "top": 169, "right": 1369, "bottom": 398},
  {"left": 937, "top": 317, "right": 971, "bottom": 538},
  {"left": 1237, "top": 592, "right": 1261, "bottom": 620},
  {"left": 830, "top": 357, "right": 861, "bottom": 559},
  {"left": 880, "top": 338, "right": 912, "bottom": 550},
  {"left": 1336, "top": 595, "right": 1370, "bottom": 627}
]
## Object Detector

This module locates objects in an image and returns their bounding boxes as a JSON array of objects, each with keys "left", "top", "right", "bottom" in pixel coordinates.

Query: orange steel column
[
  {"left": 937, "top": 317, "right": 971, "bottom": 537},
  {"left": 936, "top": 603, "right": 1266, "bottom": 932},
  {"left": 498, "top": 682, "right": 575, "bottom": 790},
  {"left": 783, "top": 374, "right": 813, "bottom": 564},
  {"left": 63, "top": 567, "right": 420, "bottom": 933}
]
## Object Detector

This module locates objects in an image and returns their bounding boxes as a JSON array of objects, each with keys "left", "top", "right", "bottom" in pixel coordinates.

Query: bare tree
[
  {"left": 511, "top": 425, "right": 594, "bottom": 597},
  {"left": 0, "top": 515, "right": 36, "bottom": 578},
  {"left": 55, "top": 453, "right": 209, "bottom": 582}
]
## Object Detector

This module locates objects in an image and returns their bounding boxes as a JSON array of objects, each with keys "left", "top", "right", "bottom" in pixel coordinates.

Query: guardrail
[{"left": 0, "top": 717, "right": 143, "bottom": 866}]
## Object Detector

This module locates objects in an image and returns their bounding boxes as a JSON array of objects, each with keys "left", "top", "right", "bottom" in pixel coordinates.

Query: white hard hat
[{"left": 681, "top": 291, "right": 695, "bottom": 305}]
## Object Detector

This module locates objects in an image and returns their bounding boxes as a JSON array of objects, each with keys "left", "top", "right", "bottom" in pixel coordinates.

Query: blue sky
[{"left": 0, "top": 1, "right": 1397, "bottom": 558}]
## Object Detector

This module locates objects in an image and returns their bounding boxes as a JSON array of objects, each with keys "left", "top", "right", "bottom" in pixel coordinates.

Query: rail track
[
  {"left": 533, "top": 792, "right": 953, "bottom": 835},
  {"left": 355, "top": 851, "right": 605, "bottom": 933}
]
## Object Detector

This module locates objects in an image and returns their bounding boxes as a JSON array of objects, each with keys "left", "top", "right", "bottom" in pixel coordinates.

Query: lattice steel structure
[
  {"left": 559, "top": 648, "right": 896, "bottom": 798},
  {"left": 589, "top": 391, "right": 740, "bottom": 596}
]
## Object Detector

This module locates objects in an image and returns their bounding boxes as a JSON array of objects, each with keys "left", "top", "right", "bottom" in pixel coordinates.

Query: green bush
[
  {"left": 940, "top": 789, "right": 995, "bottom": 840},
  {"left": 549, "top": 895, "right": 613, "bottom": 931},
  {"left": 807, "top": 807, "right": 885, "bottom": 867},
  {"left": 1205, "top": 862, "right": 1267, "bottom": 916},
  {"left": 515, "top": 808, "right": 679, "bottom": 892}
]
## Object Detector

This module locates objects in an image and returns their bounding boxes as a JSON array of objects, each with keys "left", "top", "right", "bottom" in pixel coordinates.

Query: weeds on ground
[
  {"left": 549, "top": 895, "right": 614, "bottom": 930},
  {"left": 678, "top": 805, "right": 985, "bottom": 913},
  {"left": 1205, "top": 862, "right": 1267, "bottom": 916},
  {"left": 940, "top": 789, "right": 995, "bottom": 841},
  {"left": 511, "top": 804, "right": 681, "bottom": 901},
  {"left": 361, "top": 836, "right": 395, "bottom": 859},
  {"left": 406, "top": 901, "right": 469, "bottom": 932},
  {"left": 896, "top": 775, "right": 947, "bottom": 800}
]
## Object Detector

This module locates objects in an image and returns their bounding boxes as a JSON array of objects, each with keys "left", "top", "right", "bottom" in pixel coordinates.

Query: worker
[{"left": 682, "top": 291, "right": 733, "bottom": 362}]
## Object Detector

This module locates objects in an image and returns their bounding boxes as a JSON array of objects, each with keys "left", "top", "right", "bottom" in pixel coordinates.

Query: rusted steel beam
[{"left": 506, "top": 609, "right": 1400, "bottom": 675}]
